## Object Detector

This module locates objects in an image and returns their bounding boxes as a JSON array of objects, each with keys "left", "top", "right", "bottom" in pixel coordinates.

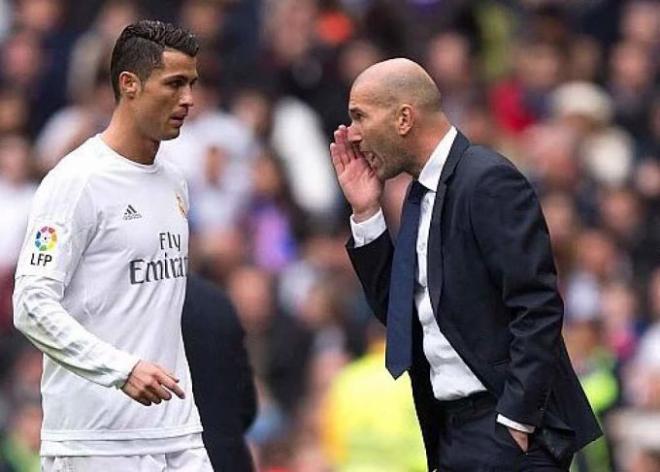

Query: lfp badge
[
  {"left": 35, "top": 226, "right": 58, "bottom": 252},
  {"left": 30, "top": 226, "right": 58, "bottom": 267}
]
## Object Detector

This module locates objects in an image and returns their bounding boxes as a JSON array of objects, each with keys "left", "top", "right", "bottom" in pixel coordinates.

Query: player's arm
[
  {"left": 12, "top": 171, "right": 182, "bottom": 406},
  {"left": 13, "top": 274, "right": 139, "bottom": 388},
  {"left": 13, "top": 275, "right": 184, "bottom": 406}
]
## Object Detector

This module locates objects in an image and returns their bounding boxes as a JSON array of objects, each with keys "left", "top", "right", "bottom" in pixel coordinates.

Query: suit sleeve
[
  {"left": 470, "top": 163, "right": 563, "bottom": 427},
  {"left": 346, "top": 229, "right": 394, "bottom": 326},
  {"left": 222, "top": 294, "right": 258, "bottom": 431}
]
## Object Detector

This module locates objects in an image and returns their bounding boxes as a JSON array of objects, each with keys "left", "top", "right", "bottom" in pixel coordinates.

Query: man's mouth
[{"left": 170, "top": 113, "right": 187, "bottom": 125}]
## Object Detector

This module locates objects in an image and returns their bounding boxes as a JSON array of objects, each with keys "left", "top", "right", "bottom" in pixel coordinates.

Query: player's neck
[{"left": 102, "top": 109, "right": 160, "bottom": 165}]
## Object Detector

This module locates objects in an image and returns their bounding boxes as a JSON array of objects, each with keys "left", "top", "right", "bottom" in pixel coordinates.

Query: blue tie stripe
[{"left": 385, "top": 180, "right": 426, "bottom": 378}]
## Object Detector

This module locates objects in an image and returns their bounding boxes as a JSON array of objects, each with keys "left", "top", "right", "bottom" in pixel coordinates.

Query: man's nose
[
  {"left": 346, "top": 124, "right": 360, "bottom": 143},
  {"left": 181, "top": 85, "right": 194, "bottom": 107}
]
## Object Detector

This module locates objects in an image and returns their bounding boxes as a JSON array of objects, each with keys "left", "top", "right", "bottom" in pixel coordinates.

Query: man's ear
[
  {"left": 118, "top": 71, "right": 141, "bottom": 99},
  {"left": 397, "top": 104, "right": 413, "bottom": 136}
]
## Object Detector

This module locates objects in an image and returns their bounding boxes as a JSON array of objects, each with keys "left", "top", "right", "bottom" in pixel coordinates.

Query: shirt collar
[{"left": 417, "top": 126, "right": 457, "bottom": 192}]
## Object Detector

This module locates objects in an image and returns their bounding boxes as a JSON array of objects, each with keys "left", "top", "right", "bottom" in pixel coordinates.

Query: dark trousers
[{"left": 436, "top": 392, "right": 572, "bottom": 471}]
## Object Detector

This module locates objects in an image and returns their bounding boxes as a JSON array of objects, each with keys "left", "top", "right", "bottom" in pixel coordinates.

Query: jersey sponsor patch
[{"left": 29, "top": 224, "right": 60, "bottom": 267}]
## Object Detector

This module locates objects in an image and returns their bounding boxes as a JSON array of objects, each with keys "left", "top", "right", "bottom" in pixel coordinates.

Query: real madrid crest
[{"left": 176, "top": 193, "right": 188, "bottom": 219}]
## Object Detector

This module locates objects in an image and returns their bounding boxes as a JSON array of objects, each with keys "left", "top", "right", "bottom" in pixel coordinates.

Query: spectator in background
[
  {"left": 12, "top": 0, "right": 75, "bottom": 136},
  {"left": 566, "top": 36, "right": 603, "bottom": 83},
  {"left": 489, "top": 39, "right": 563, "bottom": 136},
  {"left": 0, "top": 136, "right": 36, "bottom": 274},
  {"left": 66, "top": 0, "right": 138, "bottom": 106},
  {"left": 0, "top": 136, "right": 36, "bottom": 333},
  {"left": 182, "top": 274, "right": 257, "bottom": 472},
  {"left": 34, "top": 67, "right": 115, "bottom": 173},
  {"left": 30, "top": 0, "right": 138, "bottom": 174},
  {"left": 540, "top": 192, "right": 581, "bottom": 281},
  {"left": 599, "top": 281, "right": 642, "bottom": 364},
  {"left": 296, "top": 275, "right": 365, "bottom": 359},
  {"left": 227, "top": 265, "right": 311, "bottom": 421},
  {"left": 322, "top": 320, "right": 426, "bottom": 472},
  {"left": 231, "top": 86, "right": 274, "bottom": 142},
  {"left": 0, "top": 400, "right": 41, "bottom": 472},
  {"left": 424, "top": 30, "right": 478, "bottom": 128},
  {"left": 628, "top": 268, "right": 660, "bottom": 408},
  {"left": 521, "top": 123, "right": 583, "bottom": 196},
  {"left": 0, "top": 87, "right": 29, "bottom": 136},
  {"left": 607, "top": 40, "right": 655, "bottom": 142},
  {"left": 551, "top": 81, "right": 634, "bottom": 189},
  {"left": 243, "top": 149, "right": 304, "bottom": 273},
  {"left": 564, "top": 319, "right": 617, "bottom": 472},
  {"left": 270, "top": 92, "right": 341, "bottom": 220},
  {"left": 0, "top": 30, "right": 43, "bottom": 127},
  {"left": 565, "top": 230, "right": 623, "bottom": 323},
  {"left": 255, "top": 0, "right": 343, "bottom": 219},
  {"left": 614, "top": 267, "right": 660, "bottom": 471}
]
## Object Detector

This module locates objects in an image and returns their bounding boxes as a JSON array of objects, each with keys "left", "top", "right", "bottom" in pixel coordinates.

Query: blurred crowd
[{"left": 0, "top": 0, "right": 658, "bottom": 471}]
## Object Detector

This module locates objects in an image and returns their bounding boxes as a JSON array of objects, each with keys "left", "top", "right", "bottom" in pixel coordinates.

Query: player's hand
[
  {"left": 507, "top": 427, "right": 529, "bottom": 452},
  {"left": 330, "top": 125, "right": 383, "bottom": 222},
  {"left": 121, "top": 360, "right": 185, "bottom": 406}
]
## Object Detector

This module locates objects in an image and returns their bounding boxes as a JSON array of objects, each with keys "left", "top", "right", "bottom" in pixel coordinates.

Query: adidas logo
[{"left": 123, "top": 204, "right": 142, "bottom": 221}]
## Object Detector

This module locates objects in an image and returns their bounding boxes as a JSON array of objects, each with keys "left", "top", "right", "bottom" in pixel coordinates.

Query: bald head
[{"left": 352, "top": 58, "right": 442, "bottom": 113}]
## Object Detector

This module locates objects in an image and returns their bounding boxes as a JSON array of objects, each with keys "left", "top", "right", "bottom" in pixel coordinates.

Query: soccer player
[{"left": 12, "top": 21, "right": 213, "bottom": 471}]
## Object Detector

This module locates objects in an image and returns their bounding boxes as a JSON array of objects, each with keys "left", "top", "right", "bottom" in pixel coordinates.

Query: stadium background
[{"left": 0, "top": 0, "right": 658, "bottom": 470}]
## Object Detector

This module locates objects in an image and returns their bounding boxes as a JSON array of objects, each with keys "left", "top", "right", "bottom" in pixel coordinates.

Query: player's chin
[{"left": 161, "top": 127, "right": 182, "bottom": 141}]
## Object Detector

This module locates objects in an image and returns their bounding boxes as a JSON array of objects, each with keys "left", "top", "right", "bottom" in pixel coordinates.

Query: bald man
[{"left": 331, "top": 59, "right": 601, "bottom": 471}]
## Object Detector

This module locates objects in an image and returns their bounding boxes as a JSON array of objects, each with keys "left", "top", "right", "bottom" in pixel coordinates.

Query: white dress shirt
[{"left": 350, "top": 126, "right": 533, "bottom": 433}]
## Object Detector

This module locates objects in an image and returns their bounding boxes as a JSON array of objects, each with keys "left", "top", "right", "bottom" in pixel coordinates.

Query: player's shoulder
[
  {"left": 30, "top": 137, "right": 108, "bottom": 215},
  {"left": 46, "top": 136, "right": 107, "bottom": 184},
  {"left": 38, "top": 136, "right": 106, "bottom": 194}
]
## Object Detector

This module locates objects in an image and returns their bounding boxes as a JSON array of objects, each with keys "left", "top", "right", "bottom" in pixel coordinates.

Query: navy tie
[{"left": 386, "top": 180, "right": 427, "bottom": 378}]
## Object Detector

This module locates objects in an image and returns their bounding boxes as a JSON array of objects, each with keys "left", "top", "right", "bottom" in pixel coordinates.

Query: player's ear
[{"left": 118, "top": 71, "right": 141, "bottom": 99}]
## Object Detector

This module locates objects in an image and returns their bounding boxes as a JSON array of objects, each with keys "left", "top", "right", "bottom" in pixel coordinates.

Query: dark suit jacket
[
  {"left": 347, "top": 132, "right": 602, "bottom": 471},
  {"left": 182, "top": 275, "right": 257, "bottom": 472}
]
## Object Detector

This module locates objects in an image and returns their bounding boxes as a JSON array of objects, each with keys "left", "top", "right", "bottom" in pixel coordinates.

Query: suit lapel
[{"left": 428, "top": 132, "right": 470, "bottom": 316}]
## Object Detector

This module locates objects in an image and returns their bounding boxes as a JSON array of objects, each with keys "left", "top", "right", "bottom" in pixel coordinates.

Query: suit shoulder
[
  {"left": 457, "top": 144, "right": 529, "bottom": 190},
  {"left": 462, "top": 145, "right": 519, "bottom": 173}
]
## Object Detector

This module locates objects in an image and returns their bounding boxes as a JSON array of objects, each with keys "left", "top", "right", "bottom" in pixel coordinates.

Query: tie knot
[{"left": 408, "top": 181, "right": 427, "bottom": 204}]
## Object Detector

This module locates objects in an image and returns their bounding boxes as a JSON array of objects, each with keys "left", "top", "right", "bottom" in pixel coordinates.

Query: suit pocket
[
  {"left": 493, "top": 419, "right": 526, "bottom": 453},
  {"left": 537, "top": 410, "right": 577, "bottom": 462}
]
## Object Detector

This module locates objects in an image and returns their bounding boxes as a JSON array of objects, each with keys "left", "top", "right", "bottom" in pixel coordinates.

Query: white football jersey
[{"left": 13, "top": 135, "right": 203, "bottom": 456}]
